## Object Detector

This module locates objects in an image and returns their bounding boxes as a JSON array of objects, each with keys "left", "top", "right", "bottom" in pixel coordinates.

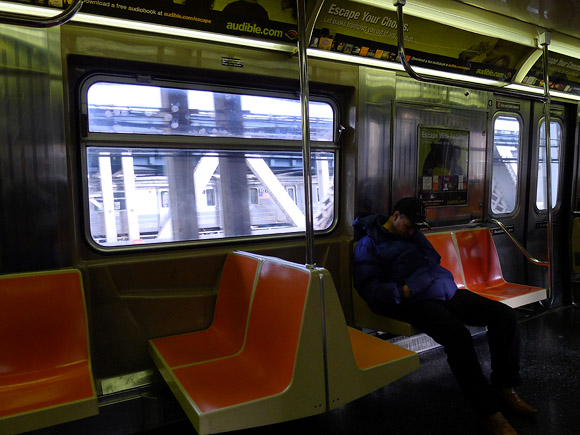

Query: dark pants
[{"left": 391, "top": 289, "right": 522, "bottom": 417}]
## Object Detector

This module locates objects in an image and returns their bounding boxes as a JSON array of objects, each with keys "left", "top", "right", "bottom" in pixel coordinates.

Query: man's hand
[{"left": 403, "top": 284, "right": 411, "bottom": 298}]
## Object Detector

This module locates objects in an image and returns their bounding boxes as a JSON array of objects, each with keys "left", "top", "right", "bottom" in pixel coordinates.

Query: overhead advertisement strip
[
  {"left": 524, "top": 51, "right": 580, "bottom": 96},
  {"left": 3, "top": 0, "right": 580, "bottom": 100},
  {"left": 1, "top": 0, "right": 301, "bottom": 43},
  {"left": 308, "top": 1, "right": 532, "bottom": 83}
]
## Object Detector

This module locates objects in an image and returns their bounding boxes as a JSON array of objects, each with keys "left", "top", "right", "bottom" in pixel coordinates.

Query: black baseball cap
[{"left": 393, "top": 197, "right": 430, "bottom": 229}]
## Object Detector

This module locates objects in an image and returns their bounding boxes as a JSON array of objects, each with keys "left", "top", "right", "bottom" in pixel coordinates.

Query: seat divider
[{"left": 450, "top": 231, "right": 468, "bottom": 287}]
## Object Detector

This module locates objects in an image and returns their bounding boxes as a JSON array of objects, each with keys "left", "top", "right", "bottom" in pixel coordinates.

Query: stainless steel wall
[
  {"left": 355, "top": 67, "right": 395, "bottom": 215},
  {"left": 0, "top": 25, "right": 70, "bottom": 273},
  {"left": 393, "top": 77, "right": 489, "bottom": 226},
  {"left": 355, "top": 68, "right": 489, "bottom": 226}
]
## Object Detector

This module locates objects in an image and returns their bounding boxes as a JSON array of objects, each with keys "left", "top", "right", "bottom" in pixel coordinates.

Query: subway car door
[
  {"left": 524, "top": 102, "right": 572, "bottom": 306},
  {"left": 572, "top": 106, "right": 580, "bottom": 300},
  {"left": 487, "top": 98, "right": 532, "bottom": 286}
]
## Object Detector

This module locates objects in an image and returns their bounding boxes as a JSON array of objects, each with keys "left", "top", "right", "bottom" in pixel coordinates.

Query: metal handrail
[
  {"left": 469, "top": 218, "right": 549, "bottom": 267},
  {"left": 306, "top": 0, "right": 325, "bottom": 48},
  {"left": 392, "top": 0, "right": 548, "bottom": 103},
  {"left": 0, "top": 0, "right": 83, "bottom": 28}
]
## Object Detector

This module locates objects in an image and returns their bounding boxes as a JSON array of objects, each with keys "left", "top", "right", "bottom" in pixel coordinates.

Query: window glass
[
  {"left": 87, "top": 82, "right": 335, "bottom": 141},
  {"left": 286, "top": 185, "right": 296, "bottom": 203},
  {"left": 205, "top": 188, "right": 216, "bottom": 207},
  {"left": 87, "top": 147, "right": 335, "bottom": 247},
  {"left": 536, "top": 120, "right": 562, "bottom": 210},
  {"left": 491, "top": 115, "right": 521, "bottom": 214},
  {"left": 249, "top": 188, "right": 259, "bottom": 205}
]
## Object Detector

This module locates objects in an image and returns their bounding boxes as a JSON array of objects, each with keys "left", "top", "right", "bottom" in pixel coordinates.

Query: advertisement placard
[{"left": 417, "top": 126, "right": 469, "bottom": 206}]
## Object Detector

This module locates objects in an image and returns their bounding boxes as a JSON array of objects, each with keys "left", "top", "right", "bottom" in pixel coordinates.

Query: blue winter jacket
[{"left": 352, "top": 213, "right": 457, "bottom": 316}]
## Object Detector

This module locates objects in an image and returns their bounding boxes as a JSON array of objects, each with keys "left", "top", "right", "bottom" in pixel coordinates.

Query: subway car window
[
  {"left": 87, "top": 148, "right": 335, "bottom": 247},
  {"left": 490, "top": 115, "right": 521, "bottom": 215},
  {"left": 87, "top": 82, "right": 334, "bottom": 141},
  {"left": 83, "top": 81, "right": 337, "bottom": 248},
  {"left": 536, "top": 120, "right": 562, "bottom": 210}
]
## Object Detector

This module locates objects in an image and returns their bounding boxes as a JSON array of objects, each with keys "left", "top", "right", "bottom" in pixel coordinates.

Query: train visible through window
[{"left": 82, "top": 80, "right": 338, "bottom": 248}]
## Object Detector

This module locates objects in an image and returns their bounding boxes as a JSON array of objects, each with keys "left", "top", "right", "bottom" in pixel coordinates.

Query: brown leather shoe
[
  {"left": 495, "top": 387, "right": 538, "bottom": 416},
  {"left": 481, "top": 412, "right": 518, "bottom": 435}
]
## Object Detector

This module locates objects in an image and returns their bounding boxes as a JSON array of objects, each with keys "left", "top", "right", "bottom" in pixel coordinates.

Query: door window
[
  {"left": 536, "top": 119, "right": 562, "bottom": 210},
  {"left": 491, "top": 115, "right": 521, "bottom": 215}
]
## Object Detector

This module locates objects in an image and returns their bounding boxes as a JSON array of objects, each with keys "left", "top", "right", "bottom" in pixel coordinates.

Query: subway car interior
[{"left": 2, "top": 0, "right": 580, "bottom": 434}]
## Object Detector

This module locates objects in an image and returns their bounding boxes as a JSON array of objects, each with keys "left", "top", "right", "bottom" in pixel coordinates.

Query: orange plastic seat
[
  {"left": 426, "top": 232, "right": 466, "bottom": 289},
  {"left": 455, "top": 228, "right": 547, "bottom": 307},
  {"left": 150, "top": 252, "right": 260, "bottom": 367},
  {"left": 347, "top": 328, "right": 416, "bottom": 370},
  {"left": 0, "top": 270, "right": 98, "bottom": 434},
  {"left": 323, "top": 268, "right": 420, "bottom": 409},
  {"left": 150, "top": 256, "right": 326, "bottom": 434}
]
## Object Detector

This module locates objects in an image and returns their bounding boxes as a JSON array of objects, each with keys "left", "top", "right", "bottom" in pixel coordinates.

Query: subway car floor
[{"left": 144, "top": 303, "right": 580, "bottom": 435}]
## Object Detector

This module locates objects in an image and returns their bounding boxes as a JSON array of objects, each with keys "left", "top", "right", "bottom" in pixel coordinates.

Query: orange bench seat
[
  {"left": 426, "top": 232, "right": 466, "bottom": 289},
  {"left": 352, "top": 227, "right": 547, "bottom": 335},
  {"left": 150, "top": 255, "right": 327, "bottom": 434},
  {"left": 455, "top": 228, "right": 547, "bottom": 308},
  {"left": 323, "top": 267, "right": 420, "bottom": 410},
  {"left": 150, "top": 252, "right": 260, "bottom": 368},
  {"left": 172, "top": 260, "right": 310, "bottom": 413},
  {"left": 347, "top": 327, "right": 417, "bottom": 370},
  {"left": 151, "top": 253, "right": 419, "bottom": 434},
  {"left": 0, "top": 270, "right": 97, "bottom": 434}
]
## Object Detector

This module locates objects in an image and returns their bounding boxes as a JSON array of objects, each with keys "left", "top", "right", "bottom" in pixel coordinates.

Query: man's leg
[
  {"left": 447, "top": 289, "right": 521, "bottom": 388},
  {"left": 446, "top": 290, "right": 537, "bottom": 418},
  {"left": 393, "top": 299, "right": 500, "bottom": 417}
]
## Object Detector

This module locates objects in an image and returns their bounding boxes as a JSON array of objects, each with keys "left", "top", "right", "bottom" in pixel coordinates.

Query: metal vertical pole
[
  {"left": 540, "top": 32, "right": 554, "bottom": 301},
  {"left": 297, "top": 0, "right": 329, "bottom": 412},
  {"left": 297, "top": 0, "right": 315, "bottom": 267}
]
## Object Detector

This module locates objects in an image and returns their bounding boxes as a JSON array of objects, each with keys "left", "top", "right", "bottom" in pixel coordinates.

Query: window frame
[
  {"left": 489, "top": 112, "right": 523, "bottom": 217},
  {"left": 79, "top": 73, "right": 340, "bottom": 252}
]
